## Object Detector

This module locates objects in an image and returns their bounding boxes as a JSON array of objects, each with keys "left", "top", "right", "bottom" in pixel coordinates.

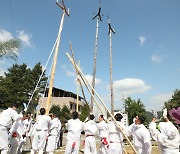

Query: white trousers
[
  {"left": 84, "top": 136, "right": 97, "bottom": 154},
  {"left": 98, "top": 142, "right": 108, "bottom": 154},
  {"left": 108, "top": 142, "right": 123, "bottom": 154},
  {"left": 0, "top": 126, "right": 9, "bottom": 154},
  {"left": 46, "top": 135, "right": 57, "bottom": 153},
  {"left": 31, "top": 130, "right": 48, "bottom": 152},
  {"left": 65, "top": 138, "right": 80, "bottom": 154}
]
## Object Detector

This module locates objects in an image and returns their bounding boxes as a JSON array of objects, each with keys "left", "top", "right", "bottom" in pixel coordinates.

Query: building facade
[{"left": 38, "top": 87, "right": 86, "bottom": 112}]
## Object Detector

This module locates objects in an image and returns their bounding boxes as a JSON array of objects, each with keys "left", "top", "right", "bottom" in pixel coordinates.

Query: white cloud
[
  {"left": 139, "top": 35, "right": 146, "bottom": 46},
  {"left": 84, "top": 74, "right": 102, "bottom": 85},
  {"left": 17, "top": 30, "right": 33, "bottom": 47},
  {"left": 0, "top": 29, "right": 14, "bottom": 41},
  {"left": 66, "top": 70, "right": 76, "bottom": 77},
  {"left": 151, "top": 54, "right": 161, "bottom": 63},
  {"left": 113, "top": 78, "right": 151, "bottom": 95},
  {"left": 60, "top": 64, "right": 67, "bottom": 70},
  {"left": 107, "top": 78, "right": 151, "bottom": 104},
  {"left": 60, "top": 64, "right": 76, "bottom": 77},
  {"left": 149, "top": 93, "right": 172, "bottom": 111},
  {"left": 61, "top": 64, "right": 101, "bottom": 85}
]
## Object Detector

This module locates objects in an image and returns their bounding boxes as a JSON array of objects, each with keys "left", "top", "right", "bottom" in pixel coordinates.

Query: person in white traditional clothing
[
  {"left": 108, "top": 113, "right": 127, "bottom": 154},
  {"left": 31, "top": 108, "right": 51, "bottom": 154},
  {"left": 23, "top": 112, "right": 33, "bottom": 151},
  {"left": 65, "top": 111, "right": 83, "bottom": 154},
  {"left": 9, "top": 112, "right": 27, "bottom": 154},
  {"left": 24, "top": 112, "right": 33, "bottom": 135},
  {"left": 97, "top": 114, "right": 109, "bottom": 154},
  {"left": 46, "top": 113, "right": 61, "bottom": 154},
  {"left": 127, "top": 115, "right": 152, "bottom": 154},
  {"left": 83, "top": 114, "right": 98, "bottom": 154},
  {"left": 0, "top": 103, "right": 22, "bottom": 154},
  {"left": 55, "top": 117, "right": 62, "bottom": 149},
  {"left": 149, "top": 116, "right": 180, "bottom": 154}
]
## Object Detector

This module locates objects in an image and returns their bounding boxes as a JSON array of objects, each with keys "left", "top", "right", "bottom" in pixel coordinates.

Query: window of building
[{"left": 70, "top": 103, "right": 73, "bottom": 110}]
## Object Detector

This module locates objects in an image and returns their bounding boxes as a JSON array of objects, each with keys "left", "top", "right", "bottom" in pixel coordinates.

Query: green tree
[
  {"left": 27, "top": 63, "right": 47, "bottom": 112},
  {"left": 125, "top": 97, "right": 147, "bottom": 125},
  {"left": 0, "top": 39, "right": 21, "bottom": 60},
  {"left": 49, "top": 105, "right": 61, "bottom": 117},
  {"left": 80, "top": 103, "right": 90, "bottom": 121},
  {"left": 59, "top": 105, "right": 71, "bottom": 123},
  {"left": 0, "top": 63, "right": 47, "bottom": 110},
  {"left": 165, "top": 89, "right": 180, "bottom": 111}
]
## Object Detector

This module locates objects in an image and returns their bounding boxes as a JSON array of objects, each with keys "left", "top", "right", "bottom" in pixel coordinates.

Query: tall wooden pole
[
  {"left": 109, "top": 26, "right": 114, "bottom": 116},
  {"left": 69, "top": 43, "right": 88, "bottom": 105},
  {"left": 76, "top": 61, "right": 80, "bottom": 112},
  {"left": 45, "top": 11, "right": 66, "bottom": 115},
  {"left": 108, "top": 17, "right": 115, "bottom": 116},
  {"left": 91, "top": 18, "right": 99, "bottom": 112}
]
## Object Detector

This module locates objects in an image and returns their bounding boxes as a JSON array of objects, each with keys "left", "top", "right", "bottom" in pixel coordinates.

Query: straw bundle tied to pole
[{"left": 65, "top": 52, "right": 138, "bottom": 154}]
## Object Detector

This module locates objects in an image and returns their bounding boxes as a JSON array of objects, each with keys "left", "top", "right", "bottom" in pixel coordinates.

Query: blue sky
[{"left": 0, "top": 0, "right": 180, "bottom": 112}]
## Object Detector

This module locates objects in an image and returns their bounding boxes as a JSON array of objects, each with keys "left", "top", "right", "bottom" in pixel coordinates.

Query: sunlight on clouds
[
  {"left": 60, "top": 64, "right": 76, "bottom": 77},
  {"left": 61, "top": 64, "right": 101, "bottom": 86},
  {"left": 149, "top": 93, "right": 172, "bottom": 110},
  {"left": 151, "top": 54, "right": 161, "bottom": 63},
  {"left": 113, "top": 78, "right": 151, "bottom": 95},
  {"left": 17, "top": 30, "right": 33, "bottom": 47},
  {"left": 139, "top": 35, "right": 146, "bottom": 46},
  {"left": 0, "top": 29, "right": 14, "bottom": 41},
  {"left": 103, "top": 78, "right": 152, "bottom": 109},
  {"left": 66, "top": 70, "right": 76, "bottom": 77},
  {"left": 84, "top": 74, "right": 101, "bottom": 85}
]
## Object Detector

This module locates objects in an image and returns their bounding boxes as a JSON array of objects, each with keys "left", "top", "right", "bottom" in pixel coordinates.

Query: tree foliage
[
  {"left": 49, "top": 104, "right": 90, "bottom": 123},
  {"left": 49, "top": 105, "right": 71, "bottom": 123},
  {"left": 125, "top": 97, "right": 147, "bottom": 125},
  {"left": 0, "top": 63, "right": 47, "bottom": 110},
  {"left": 0, "top": 39, "right": 21, "bottom": 60},
  {"left": 165, "top": 89, "right": 180, "bottom": 111},
  {"left": 80, "top": 103, "right": 90, "bottom": 121}
]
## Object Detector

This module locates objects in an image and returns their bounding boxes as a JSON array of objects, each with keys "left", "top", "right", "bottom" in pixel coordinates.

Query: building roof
[{"left": 44, "top": 87, "right": 84, "bottom": 101}]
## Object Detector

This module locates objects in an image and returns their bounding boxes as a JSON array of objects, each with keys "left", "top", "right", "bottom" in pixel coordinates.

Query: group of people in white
[
  {"left": 0, "top": 104, "right": 62, "bottom": 154},
  {"left": 0, "top": 103, "right": 180, "bottom": 154},
  {"left": 65, "top": 110, "right": 180, "bottom": 154}
]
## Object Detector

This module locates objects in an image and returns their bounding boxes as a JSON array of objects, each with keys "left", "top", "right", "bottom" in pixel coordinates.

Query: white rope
[
  {"left": 43, "top": 61, "right": 53, "bottom": 98},
  {"left": 24, "top": 36, "right": 59, "bottom": 112}
]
